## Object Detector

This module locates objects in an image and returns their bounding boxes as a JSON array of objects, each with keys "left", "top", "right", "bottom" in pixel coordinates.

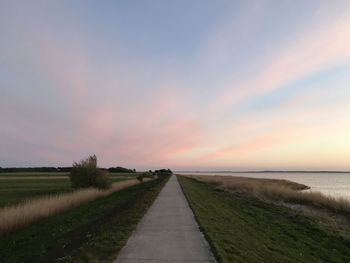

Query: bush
[
  {"left": 143, "top": 172, "right": 155, "bottom": 179},
  {"left": 154, "top": 169, "right": 173, "bottom": 177},
  {"left": 136, "top": 171, "right": 156, "bottom": 183},
  {"left": 69, "top": 155, "right": 111, "bottom": 190},
  {"left": 136, "top": 174, "right": 144, "bottom": 183}
]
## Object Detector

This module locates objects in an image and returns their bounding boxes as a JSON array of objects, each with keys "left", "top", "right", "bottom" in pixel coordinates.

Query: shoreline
[
  {"left": 177, "top": 170, "right": 350, "bottom": 174},
  {"left": 177, "top": 172, "right": 350, "bottom": 201}
]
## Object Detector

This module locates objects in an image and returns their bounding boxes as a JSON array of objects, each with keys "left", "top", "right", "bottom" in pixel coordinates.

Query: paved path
[{"left": 115, "top": 175, "right": 216, "bottom": 263}]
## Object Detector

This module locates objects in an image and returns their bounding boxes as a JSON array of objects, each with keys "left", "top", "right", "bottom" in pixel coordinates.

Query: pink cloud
[{"left": 199, "top": 130, "right": 294, "bottom": 161}]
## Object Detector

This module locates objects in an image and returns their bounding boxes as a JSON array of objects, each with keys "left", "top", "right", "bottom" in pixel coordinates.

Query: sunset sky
[{"left": 1, "top": 1, "right": 350, "bottom": 170}]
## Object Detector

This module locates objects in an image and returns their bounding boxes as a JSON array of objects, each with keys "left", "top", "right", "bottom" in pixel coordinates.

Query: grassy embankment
[
  {"left": 178, "top": 175, "right": 350, "bottom": 263},
  {"left": 0, "top": 179, "right": 144, "bottom": 235},
  {"left": 188, "top": 175, "right": 350, "bottom": 214},
  {"left": 0, "top": 172, "right": 139, "bottom": 207},
  {"left": 0, "top": 175, "right": 169, "bottom": 263}
]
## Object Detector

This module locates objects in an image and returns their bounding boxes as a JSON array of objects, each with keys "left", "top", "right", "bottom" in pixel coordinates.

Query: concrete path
[{"left": 115, "top": 175, "right": 216, "bottom": 263}]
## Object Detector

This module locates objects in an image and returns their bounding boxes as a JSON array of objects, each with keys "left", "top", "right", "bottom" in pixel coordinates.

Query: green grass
[
  {"left": 0, "top": 178, "right": 71, "bottom": 207},
  {"left": 0, "top": 176, "right": 169, "bottom": 263},
  {"left": 0, "top": 172, "right": 138, "bottom": 207},
  {"left": 178, "top": 176, "right": 350, "bottom": 263},
  {"left": 0, "top": 172, "right": 70, "bottom": 177}
]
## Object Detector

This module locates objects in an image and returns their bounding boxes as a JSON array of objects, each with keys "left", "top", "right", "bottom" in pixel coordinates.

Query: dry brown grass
[
  {"left": 0, "top": 179, "right": 146, "bottom": 235},
  {"left": 186, "top": 175, "right": 350, "bottom": 215},
  {"left": 187, "top": 175, "right": 309, "bottom": 190}
]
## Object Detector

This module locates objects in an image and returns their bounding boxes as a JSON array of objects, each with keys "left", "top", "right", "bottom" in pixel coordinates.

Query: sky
[{"left": 1, "top": 0, "right": 350, "bottom": 170}]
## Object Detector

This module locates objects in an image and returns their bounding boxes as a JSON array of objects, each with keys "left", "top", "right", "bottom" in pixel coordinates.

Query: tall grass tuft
[{"left": 0, "top": 179, "right": 140, "bottom": 236}]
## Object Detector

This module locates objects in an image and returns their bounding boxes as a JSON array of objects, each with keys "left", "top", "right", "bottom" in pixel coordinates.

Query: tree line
[{"left": 0, "top": 166, "right": 136, "bottom": 173}]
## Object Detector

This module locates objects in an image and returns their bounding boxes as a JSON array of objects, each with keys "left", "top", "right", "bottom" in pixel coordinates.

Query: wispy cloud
[{"left": 214, "top": 12, "right": 350, "bottom": 109}]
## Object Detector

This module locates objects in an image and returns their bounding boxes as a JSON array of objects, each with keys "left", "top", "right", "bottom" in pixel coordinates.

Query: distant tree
[
  {"left": 69, "top": 155, "right": 111, "bottom": 190},
  {"left": 108, "top": 166, "right": 136, "bottom": 173},
  {"left": 0, "top": 167, "right": 59, "bottom": 173},
  {"left": 154, "top": 169, "right": 173, "bottom": 177}
]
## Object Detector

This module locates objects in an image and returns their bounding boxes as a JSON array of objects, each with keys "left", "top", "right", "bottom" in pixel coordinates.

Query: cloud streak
[{"left": 214, "top": 11, "right": 350, "bottom": 109}]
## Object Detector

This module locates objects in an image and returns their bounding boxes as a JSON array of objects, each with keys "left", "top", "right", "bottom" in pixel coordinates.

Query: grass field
[
  {"left": 0, "top": 175, "right": 169, "bottom": 262},
  {"left": 178, "top": 176, "right": 350, "bottom": 263},
  {"left": 0, "top": 172, "right": 138, "bottom": 207},
  {"left": 0, "top": 172, "right": 70, "bottom": 177}
]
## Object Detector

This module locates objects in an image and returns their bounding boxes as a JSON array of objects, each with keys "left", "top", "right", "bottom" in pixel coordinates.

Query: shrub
[
  {"left": 136, "top": 174, "right": 144, "bottom": 183},
  {"left": 136, "top": 171, "right": 156, "bottom": 182},
  {"left": 143, "top": 172, "right": 155, "bottom": 179},
  {"left": 136, "top": 170, "right": 155, "bottom": 183},
  {"left": 154, "top": 169, "right": 173, "bottom": 177},
  {"left": 69, "top": 155, "right": 111, "bottom": 190}
]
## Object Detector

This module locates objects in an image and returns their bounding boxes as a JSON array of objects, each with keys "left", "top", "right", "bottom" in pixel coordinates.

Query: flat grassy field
[
  {"left": 178, "top": 176, "right": 350, "bottom": 263},
  {"left": 0, "top": 172, "right": 70, "bottom": 177},
  {"left": 0, "top": 172, "right": 139, "bottom": 207},
  {"left": 0, "top": 175, "right": 169, "bottom": 262}
]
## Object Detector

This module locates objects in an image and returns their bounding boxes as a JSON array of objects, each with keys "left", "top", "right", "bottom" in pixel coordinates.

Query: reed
[
  {"left": 0, "top": 179, "right": 143, "bottom": 235},
  {"left": 187, "top": 175, "right": 350, "bottom": 214}
]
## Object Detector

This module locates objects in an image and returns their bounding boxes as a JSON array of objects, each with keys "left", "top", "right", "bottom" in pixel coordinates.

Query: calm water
[{"left": 179, "top": 172, "right": 350, "bottom": 200}]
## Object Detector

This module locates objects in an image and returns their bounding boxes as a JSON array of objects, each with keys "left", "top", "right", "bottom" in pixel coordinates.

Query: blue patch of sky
[
  {"left": 238, "top": 63, "right": 350, "bottom": 115},
  {"left": 71, "top": 0, "right": 240, "bottom": 62}
]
